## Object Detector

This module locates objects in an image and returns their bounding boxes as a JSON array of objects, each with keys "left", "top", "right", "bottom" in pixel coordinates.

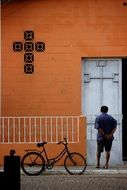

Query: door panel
[{"left": 82, "top": 59, "right": 122, "bottom": 164}]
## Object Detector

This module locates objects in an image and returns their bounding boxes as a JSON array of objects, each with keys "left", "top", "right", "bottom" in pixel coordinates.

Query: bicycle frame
[
  {"left": 23, "top": 138, "right": 72, "bottom": 169},
  {"left": 40, "top": 143, "right": 70, "bottom": 165},
  {"left": 47, "top": 147, "right": 67, "bottom": 164},
  {"left": 21, "top": 138, "right": 87, "bottom": 175}
]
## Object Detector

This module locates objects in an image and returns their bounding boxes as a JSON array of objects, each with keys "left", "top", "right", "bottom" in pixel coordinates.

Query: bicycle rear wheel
[
  {"left": 64, "top": 152, "right": 86, "bottom": 175},
  {"left": 21, "top": 152, "right": 45, "bottom": 176}
]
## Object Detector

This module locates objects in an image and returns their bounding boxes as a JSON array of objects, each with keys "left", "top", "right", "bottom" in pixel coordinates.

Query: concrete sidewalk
[
  {"left": 41, "top": 164, "right": 127, "bottom": 175},
  {"left": 1, "top": 164, "right": 127, "bottom": 175}
]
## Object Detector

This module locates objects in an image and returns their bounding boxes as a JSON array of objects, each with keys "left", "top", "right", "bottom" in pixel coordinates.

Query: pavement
[
  {"left": 1, "top": 164, "right": 127, "bottom": 190},
  {"left": 20, "top": 166, "right": 127, "bottom": 190},
  {"left": 21, "top": 173, "right": 127, "bottom": 190},
  {"left": 38, "top": 164, "right": 127, "bottom": 175},
  {"left": 20, "top": 165, "right": 127, "bottom": 190},
  {"left": 0, "top": 163, "right": 127, "bottom": 175}
]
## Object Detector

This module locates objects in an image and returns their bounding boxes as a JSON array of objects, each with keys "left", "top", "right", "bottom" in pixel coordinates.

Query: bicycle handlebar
[{"left": 57, "top": 138, "right": 68, "bottom": 145}]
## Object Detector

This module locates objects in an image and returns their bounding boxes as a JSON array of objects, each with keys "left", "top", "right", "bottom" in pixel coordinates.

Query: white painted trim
[{"left": 81, "top": 59, "right": 85, "bottom": 115}]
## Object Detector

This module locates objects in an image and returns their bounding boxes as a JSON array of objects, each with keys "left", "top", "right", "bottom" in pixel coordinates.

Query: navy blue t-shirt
[{"left": 95, "top": 113, "right": 117, "bottom": 141}]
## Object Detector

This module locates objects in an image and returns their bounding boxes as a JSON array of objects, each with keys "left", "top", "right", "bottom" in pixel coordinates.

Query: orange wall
[{"left": 1, "top": 0, "right": 127, "bottom": 116}]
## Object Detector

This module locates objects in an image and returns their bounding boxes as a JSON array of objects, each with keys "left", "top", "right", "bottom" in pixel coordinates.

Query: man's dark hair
[{"left": 101, "top": 106, "right": 108, "bottom": 113}]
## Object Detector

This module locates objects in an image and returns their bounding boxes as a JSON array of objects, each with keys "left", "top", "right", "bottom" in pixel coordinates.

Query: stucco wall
[{"left": 1, "top": 0, "right": 127, "bottom": 116}]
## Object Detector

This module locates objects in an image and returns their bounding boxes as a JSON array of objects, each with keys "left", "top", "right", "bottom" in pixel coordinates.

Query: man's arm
[
  {"left": 95, "top": 117, "right": 106, "bottom": 137},
  {"left": 107, "top": 127, "right": 116, "bottom": 139},
  {"left": 107, "top": 118, "right": 117, "bottom": 139},
  {"left": 98, "top": 128, "right": 105, "bottom": 136}
]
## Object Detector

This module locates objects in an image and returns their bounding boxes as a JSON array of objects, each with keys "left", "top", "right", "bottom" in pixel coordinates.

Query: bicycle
[{"left": 21, "top": 138, "right": 87, "bottom": 175}]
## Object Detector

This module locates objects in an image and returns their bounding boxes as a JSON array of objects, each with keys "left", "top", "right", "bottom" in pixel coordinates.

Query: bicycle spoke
[
  {"left": 21, "top": 152, "right": 45, "bottom": 176},
  {"left": 64, "top": 152, "right": 86, "bottom": 175}
]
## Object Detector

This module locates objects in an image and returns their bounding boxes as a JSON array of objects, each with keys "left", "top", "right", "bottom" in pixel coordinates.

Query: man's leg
[
  {"left": 104, "top": 140, "right": 112, "bottom": 169},
  {"left": 104, "top": 151, "right": 110, "bottom": 169},
  {"left": 96, "top": 140, "right": 103, "bottom": 168},
  {"left": 96, "top": 151, "right": 101, "bottom": 168}
]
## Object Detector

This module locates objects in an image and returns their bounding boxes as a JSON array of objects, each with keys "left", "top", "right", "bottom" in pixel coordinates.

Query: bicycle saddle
[{"left": 37, "top": 142, "right": 47, "bottom": 147}]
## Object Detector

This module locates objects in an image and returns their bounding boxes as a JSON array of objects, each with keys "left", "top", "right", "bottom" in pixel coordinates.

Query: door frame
[
  {"left": 81, "top": 57, "right": 123, "bottom": 164},
  {"left": 122, "top": 58, "right": 127, "bottom": 161}
]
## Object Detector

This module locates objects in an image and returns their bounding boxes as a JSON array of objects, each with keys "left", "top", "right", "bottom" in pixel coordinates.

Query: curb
[
  {"left": 20, "top": 168, "right": 127, "bottom": 175},
  {"left": 1, "top": 167, "right": 127, "bottom": 175}
]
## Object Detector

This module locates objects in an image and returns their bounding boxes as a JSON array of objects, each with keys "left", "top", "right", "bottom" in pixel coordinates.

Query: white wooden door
[{"left": 82, "top": 59, "right": 122, "bottom": 164}]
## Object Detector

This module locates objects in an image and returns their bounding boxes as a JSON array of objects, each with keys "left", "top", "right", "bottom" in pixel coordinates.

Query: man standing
[{"left": 95, "top": 106, "right": 117, "bottom": 169}]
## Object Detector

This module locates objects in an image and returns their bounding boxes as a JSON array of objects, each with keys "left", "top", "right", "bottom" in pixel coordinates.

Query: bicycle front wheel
[
  {"left": 64, "top": 152, "right": 86, "bottom": 175},
  {"left": 21, "top": 152, "right": 45, "bottom": 176}
]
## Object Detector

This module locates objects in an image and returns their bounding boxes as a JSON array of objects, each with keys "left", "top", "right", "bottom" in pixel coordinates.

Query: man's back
[
  {"left": 95, "top": 106, "right": 117, "bottom": 169},
  {"left": 95, "top": 113, "right": 117, "bottom": 140}
]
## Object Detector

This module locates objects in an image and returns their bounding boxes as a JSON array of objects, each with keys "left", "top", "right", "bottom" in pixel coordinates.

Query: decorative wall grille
[{"left": 13, "top": 31, "right": 45, "bottom": 74}]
